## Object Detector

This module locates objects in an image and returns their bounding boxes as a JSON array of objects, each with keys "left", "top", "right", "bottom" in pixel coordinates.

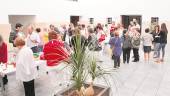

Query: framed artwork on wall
[
  {"left": 89, "top": 18, "right": 94, "bottom": 24},
  {"left": 107, "top": 17, "right": 112, "bottom": 24}
]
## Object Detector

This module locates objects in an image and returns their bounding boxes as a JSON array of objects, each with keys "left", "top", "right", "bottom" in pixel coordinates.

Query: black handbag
[
  {"left": 94, "top": 45, "right": 102, "bottom": 51},
  {"left": 111, "top": 54, "right": 115, "bottom": 60},
  {"left": 3, "top": 75, "right": 8, "bottom": 85}
]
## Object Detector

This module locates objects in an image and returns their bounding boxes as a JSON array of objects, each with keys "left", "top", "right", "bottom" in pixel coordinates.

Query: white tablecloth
[{"left": 0, "top": 65, "right": 16, "bottom": 77}]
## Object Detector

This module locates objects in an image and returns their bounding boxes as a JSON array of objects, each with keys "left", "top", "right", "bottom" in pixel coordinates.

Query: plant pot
[
  {"left": 85, "top": 82, "right": 94, "bottom": 96},
  {"left": 54, "top": 83, "right": 110, "bottom": 96}
]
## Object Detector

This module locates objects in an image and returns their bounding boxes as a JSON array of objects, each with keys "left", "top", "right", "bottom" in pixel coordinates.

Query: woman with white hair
[
  {"left": 14, "top": 37, "right": 37, "bottom": 96},
  {"left": 109, "top": 31, "right": 122, "bottom": 69}
]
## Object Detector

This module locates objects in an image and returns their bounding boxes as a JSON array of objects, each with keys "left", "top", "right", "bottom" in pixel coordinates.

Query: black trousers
[
  {"left": 112, "top": 55, "right": 120, "bottom": 68},
  {"left": 31, "top": 46, "right": 39, "bottom": 53},
  {"left": 23, "top": 80, "right": 35, "bottom": 96},
  {"left": 133, "top": 48, "right": 139, "bottom": 61},
  {"left": 123, "top": 48, "right": 131, "bottom": 63}
]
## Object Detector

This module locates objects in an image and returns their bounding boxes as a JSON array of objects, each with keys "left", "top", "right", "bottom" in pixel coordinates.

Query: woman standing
[
  {"left": 0, "top": 34, "right": 8, "bottom": 85},
  {"left": 152, "top": 25, "right": 161, "bottom": 58},
  {"left": 142, "top": 28, "right": 153, "bottom": 62},
  {"left": 122, "top": 30, "right": 132, "bottom": 64},
  {"left": 0, "top": 34, "right": 7, "bottom": 64},
  {"left": 14, "top": 37, "right": 37, "bottom": 96},
  {"left": 131, "top": 30, "right": 141, "bottom": 62},
  {"left": 157, "top": 23, "right": 168, "bottom": 62},
  {"left": 43, "top": 30, "right": 70, "bottom": 66},
  {"left": 109, "top": 31, "right": 122, "bottom": 69}
]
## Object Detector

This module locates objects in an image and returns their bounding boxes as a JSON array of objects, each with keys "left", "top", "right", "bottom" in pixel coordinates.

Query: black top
[
  {"left": 152, "top": 32, "right": 161, "bottom": 43},
  {"left": 71, "top": 35, "right": 88, "bottom": 52},
  {"left": 160, "top": 31, "right": 168, "bottom": 44},
  {"left": 9, "top": 30, "right": 18, "bottom": 47}
]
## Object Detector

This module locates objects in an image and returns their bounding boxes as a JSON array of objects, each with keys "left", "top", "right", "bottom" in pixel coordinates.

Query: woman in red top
[
  {"left": 42, "top": 31, "right": 70, "bottom": 66},
  {"left": 0, "top": 34, "right": 7, "bottom": 63}
]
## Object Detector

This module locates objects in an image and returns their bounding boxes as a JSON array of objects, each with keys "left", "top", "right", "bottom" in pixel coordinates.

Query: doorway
[
  {"left": 8, "top": 15, "right": 36, "bottom": 32},
  {"left": 70, "top": 16, "right": 80, "bottom": 27},
  {"left": 121, "top": 15, "right": 142, "bottom": 33}
]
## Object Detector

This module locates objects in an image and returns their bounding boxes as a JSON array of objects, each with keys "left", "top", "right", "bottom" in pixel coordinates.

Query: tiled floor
[{"left": 1, "top": 43, "right": 170, "bottom": 96}]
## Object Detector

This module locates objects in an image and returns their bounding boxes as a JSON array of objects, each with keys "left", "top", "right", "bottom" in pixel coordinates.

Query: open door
[
  {"left": 150, "top": 17, "right": 159, "bottom": 32},
  {"left": 8, "top": 15, "right": 36, "bottom": 32},
  {"left": 121, "top": 15, "right": 142, "bottom": 33},
  {"left": 70, "top": 16, "right": 80, "bottom": 27}
]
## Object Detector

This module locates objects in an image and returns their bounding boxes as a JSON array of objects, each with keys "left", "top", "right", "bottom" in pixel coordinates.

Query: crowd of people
[
  {"left": 0, "top": 19, "right": 168, "bottom": 96},
  {"left": 6, "top": 20, "right": 168, "bottom": 69}
]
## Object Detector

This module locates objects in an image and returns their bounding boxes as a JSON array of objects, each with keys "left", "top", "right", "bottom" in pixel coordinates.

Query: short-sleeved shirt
[
  {"left": 27, "top": 32, "right": 40, "bottom": 48},
  {"left": 142, "top": 33, "right": 153, "bottom": 46}
]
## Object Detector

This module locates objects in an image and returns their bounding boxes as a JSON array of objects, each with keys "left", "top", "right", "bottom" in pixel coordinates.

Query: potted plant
[{"left": 54, "top": 28, "right": 111, "bottom": 96}]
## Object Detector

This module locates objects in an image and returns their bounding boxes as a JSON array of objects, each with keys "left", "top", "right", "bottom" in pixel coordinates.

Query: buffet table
[
  {"left": 0, "top": 60, "right": 67, "bottom": 96},
  {"left": 0, "top": 64, "right": 16, "bottom": 95},
  {"left": 0, "top": 60, "right": 47, "bottom": 95}
]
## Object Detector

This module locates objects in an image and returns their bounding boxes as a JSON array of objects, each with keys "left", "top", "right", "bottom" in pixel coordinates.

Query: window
[
  {"left": 67, "top": 0, "right": 78, "bottom": 1},
  {"left": 89, "top": 18, "right": 94, "bottom": 24},
  {"left": 151, "top": 17, "right": 159, "bottom": 24},
  {"left": 150, "top": 17, "right": 159, "bottom": 32},
  {"left": 107, "top": 17, "right": 112, "bottom": 24}
]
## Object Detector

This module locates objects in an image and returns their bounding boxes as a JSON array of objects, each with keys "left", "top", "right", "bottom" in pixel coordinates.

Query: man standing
[
  {"left": 27, "top": 26, "right": 40, "bottom": 53},
  {"left": 9, "top": 23, "right": 25, "bottom": 47}
]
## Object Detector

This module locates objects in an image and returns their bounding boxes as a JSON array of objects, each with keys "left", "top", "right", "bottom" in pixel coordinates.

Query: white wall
[
  {"left": 0, "top": 0, "right": 170, "bottom": 24},
  {"left": 0, "top": 0, "right": 169, "bottom": 46},
  {"left": 79, "top": 0, "right": 170, "bottom": 20},
  {"left": 0, "top": 0, "right": 81, "bottom": 24}
]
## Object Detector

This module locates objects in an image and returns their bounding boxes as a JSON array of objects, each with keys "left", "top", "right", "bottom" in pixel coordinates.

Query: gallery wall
[
  {"left": 0, "top": 0, "right": 169, "bottom": 46},
  {"left": 0, "top": 0, "right": 170, "bottom": 24}
]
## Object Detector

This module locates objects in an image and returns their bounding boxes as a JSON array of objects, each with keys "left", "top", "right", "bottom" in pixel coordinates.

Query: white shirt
[
  {"left": 135, "top": 24, "right": 141, "bottom": 29},
  {"left": 17, "top": 32, "right": 25, "bottom": 38},
  {"left": 27, "top": 32, "right": 40, "bottom": 48},
  {"left": 142, "top": 33, "right": 153, "bottom": 46},
  {"left": 16, "top": 46, "right": 37, "bottom": 82},
  {"left": 81, "top": 28, "right": 88, "bottom": 38}
]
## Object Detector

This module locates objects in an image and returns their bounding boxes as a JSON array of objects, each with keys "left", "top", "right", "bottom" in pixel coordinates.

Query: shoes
[
  {"left": 113, "top": 66, "right": 120, "bottom": 70},
  {"left": 160, "top": 59, "right": 164, "bottom": 62},
  {"left": 113, "top": 68, "right": 117, "bottom": 70},
  {"left": 155, "top": 60, "right": 160, "bottom": 63},
  {"left": 132, "top": 60, "right": 139, "bottom": 62}
]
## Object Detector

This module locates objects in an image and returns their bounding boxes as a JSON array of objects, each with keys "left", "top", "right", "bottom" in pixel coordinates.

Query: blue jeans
[
  {"left": 154, "top": 43, "right": 160, "bottom": 57},
  {"left": 158, "top": 43, "right": 166, "bottom": 59}
]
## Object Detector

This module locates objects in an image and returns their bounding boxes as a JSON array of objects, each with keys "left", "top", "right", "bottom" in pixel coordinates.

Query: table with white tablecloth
[
  {"left": 0, "top": 60, "right": 46, "bottom": 95},
  {"left": 0, "top": 60, "right": 67, "bottom": 96},
  {"left": 0, "top": 64, "right": 16, "bottom": 95}
]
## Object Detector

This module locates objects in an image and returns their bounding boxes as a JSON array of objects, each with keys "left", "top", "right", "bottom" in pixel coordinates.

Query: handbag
[
  {"left": 111, "top": 54, "right": 115, "bottom": 60},
  {"left": 94, "top": 45, "right": 102, "bottom": 51},
  {"left": 3, "top": 75, "right": 8, "bottom": 85},
  {"left": 99, "top": 34, "right": 106, "bottom": 42}
]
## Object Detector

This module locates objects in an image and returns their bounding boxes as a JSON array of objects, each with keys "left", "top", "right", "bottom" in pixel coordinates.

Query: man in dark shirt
[
  {"left": 9, "top": 23, "right": 23, "bottom": 47},
  {"left": 70, "top": 28, "right": 87, "bottom": 53}
]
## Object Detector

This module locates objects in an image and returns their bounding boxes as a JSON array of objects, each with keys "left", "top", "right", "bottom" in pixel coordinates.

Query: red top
[
  {"left": 42, "top": 40, "right": 70, "bottom": 66},
  {"left": 0, "top": 42, "right": 8, "bottom": 63}
]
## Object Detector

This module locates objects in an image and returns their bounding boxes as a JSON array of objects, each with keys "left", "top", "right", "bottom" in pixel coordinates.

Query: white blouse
[
  {"left": 27, "top": 32, "right": 41, "bottom": 48},
  {"left": 16, "top": 46, "right": 37, "bottom": 82}
]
